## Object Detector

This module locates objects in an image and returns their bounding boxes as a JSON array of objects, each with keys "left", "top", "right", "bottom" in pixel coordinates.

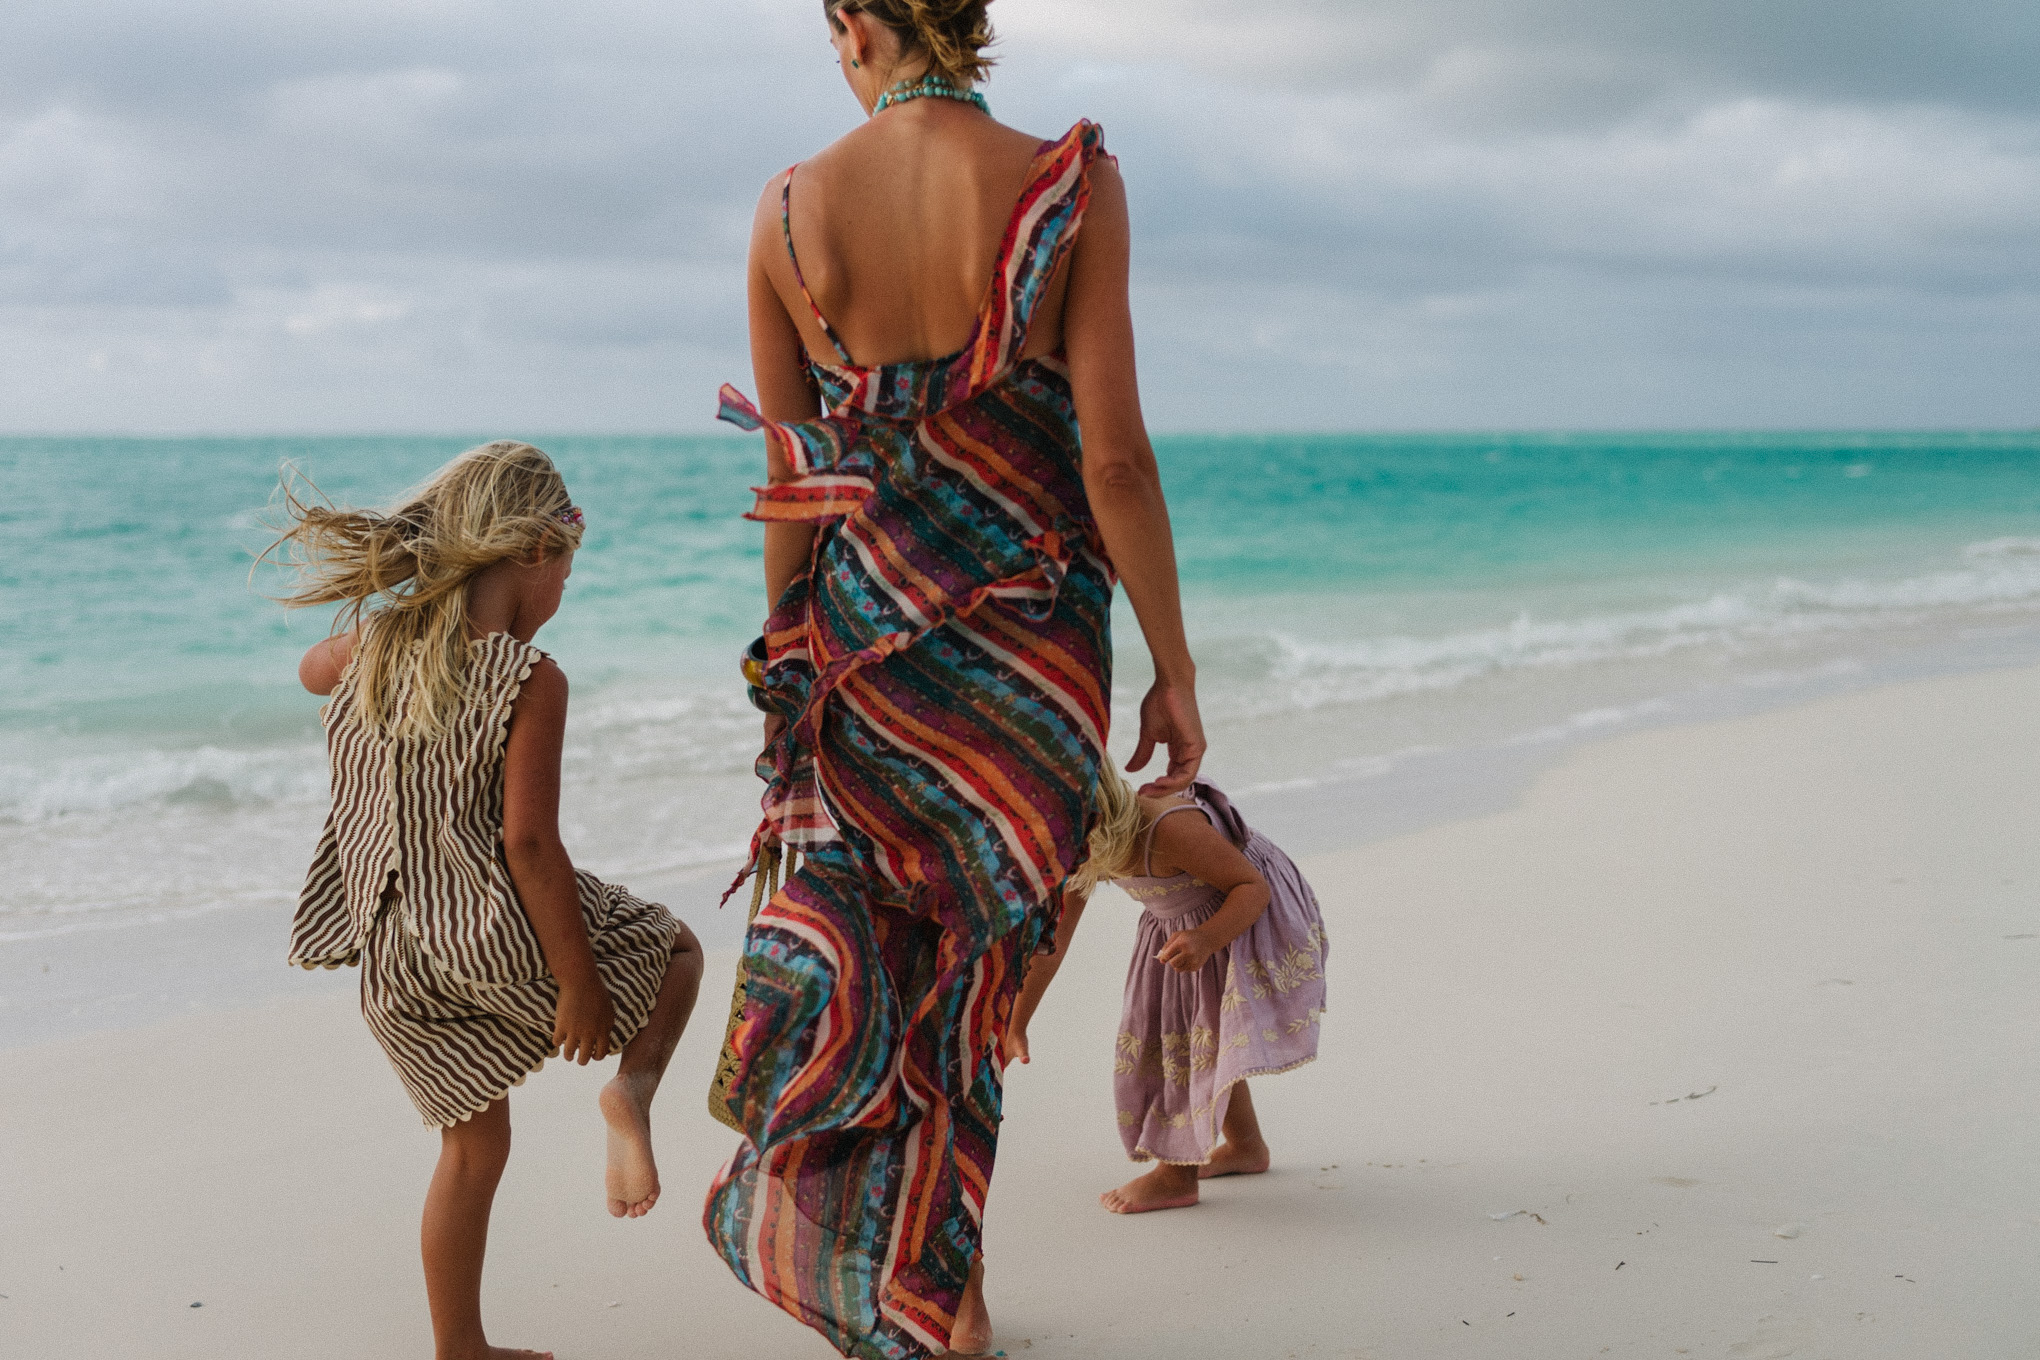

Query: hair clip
[{"left": 558, "top": 506, "right": 586, "bottom": 529}]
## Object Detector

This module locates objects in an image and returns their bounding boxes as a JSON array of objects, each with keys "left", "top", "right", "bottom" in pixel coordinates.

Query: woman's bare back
[{"left": 768, "top": 102, "right": 1074, "bottom": 369}]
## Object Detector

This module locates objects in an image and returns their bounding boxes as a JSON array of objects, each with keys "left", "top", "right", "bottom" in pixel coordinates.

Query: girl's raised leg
[
  {"left": 1198, "top": 1080, "right": 1271, "bottom": 1179},
  {"left": 599, "top": 922, "right": 705, "bottom": 1218},
  {"left": 422, "top": 1097, "right": 552, "bottom": 1360}
]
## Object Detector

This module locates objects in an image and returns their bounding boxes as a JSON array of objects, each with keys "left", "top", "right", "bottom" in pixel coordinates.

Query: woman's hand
[
  {"left": 1128, "top": 681, "right": 1207, "bottom": 796},
  {"left": 1156, "top": 926, "right": 1220, "bottom": 974},
  {"left": 1006, "top": 1017, "right": 1034, "bottom": 1065},
  {"left": 554, "top": 981, "right": 617, "bottom": 1064}
]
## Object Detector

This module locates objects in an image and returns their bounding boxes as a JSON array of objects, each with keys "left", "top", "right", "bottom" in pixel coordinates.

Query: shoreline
[
  {"left": 10, "top": 629, "right": 2040, "bottom": 1050},
  {"left": 5, "top": 661, "right": 2038, "bottom": 1356}
]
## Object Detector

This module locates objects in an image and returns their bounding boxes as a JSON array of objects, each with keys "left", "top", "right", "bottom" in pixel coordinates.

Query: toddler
[{"left": 1010, "top": 765, "right": 1326, "bottom": 1213}]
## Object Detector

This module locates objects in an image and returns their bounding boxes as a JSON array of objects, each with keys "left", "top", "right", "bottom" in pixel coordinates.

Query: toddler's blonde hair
[
  {"left": 265, "top": 441, "right": 582, "bottom": 739},
  {"left": 1069, "top": 761, "right": 1146, "bottom": 896}
]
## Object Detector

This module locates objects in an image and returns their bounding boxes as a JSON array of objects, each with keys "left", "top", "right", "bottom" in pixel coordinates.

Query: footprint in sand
[{"left": 1727, "top": 1317, "right": 1816, "bottom": 1358}]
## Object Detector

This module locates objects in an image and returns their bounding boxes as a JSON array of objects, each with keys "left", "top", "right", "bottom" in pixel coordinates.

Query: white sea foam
[
  {"left": 1194, "top": 540, "right": 2040, "bottom": 722},
  {"left": 0, "top": 743, "right": 329, "bottom": 824},
  {"left": 10, "top": 537, "right": 2040, "bottom": 944}
]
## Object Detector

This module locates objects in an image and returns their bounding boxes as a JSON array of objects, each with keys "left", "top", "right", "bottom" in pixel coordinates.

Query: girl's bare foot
[
  {"left": 1197, "top": 1136, "right": 1271, "bottom": 1179},
  {"left": 1100, "top": 1163, "right": 1199, "bottom": 1214},
  {"left": 944, "top": 1257, "right": 993, "bottom": 1356},
  {"left": 598, "top": 1073, "right": 660, "bottom": 1218}
]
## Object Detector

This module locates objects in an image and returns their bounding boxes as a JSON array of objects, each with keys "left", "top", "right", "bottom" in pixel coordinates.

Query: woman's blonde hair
[
  {"left": 265, "top": 441, "right": 582, "bottom": 739},
  {"left": 1070, "top": 761, "right": 1145, "bottom": 896},
  {"left": 826, "top": 0, "right": 996, "bottom": 86}
]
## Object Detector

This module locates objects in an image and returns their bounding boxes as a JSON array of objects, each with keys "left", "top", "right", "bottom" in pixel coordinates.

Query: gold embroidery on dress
[
  {"left": 1244, "top": 940, "right": 1325, "bottom": 999},
  {"left": 1286, "top": 1004, "right": 1326, "bottom": 1035}
]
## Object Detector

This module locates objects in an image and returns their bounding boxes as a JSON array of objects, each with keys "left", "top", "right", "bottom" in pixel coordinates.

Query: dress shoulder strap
[
  {"left": 965, "top": 120, "right": 1108, "bottom": 389},
  {"left": 780, "top": 165, "right": 856, "bottom": 368},
  {"left": 1141, "top": 795, "right": 1214, "bottom": 877}
]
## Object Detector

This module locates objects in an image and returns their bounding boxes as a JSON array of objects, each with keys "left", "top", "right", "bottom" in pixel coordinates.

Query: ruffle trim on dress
[
  {"left": 427, "top": 1052, "right": 550, "bottom": 1129},
  {"left": 729, "top": 529, "right": 1084, "bottom": 909},
  {"left": 482, "top": 633, "right": 541, "bottom": 771},
  {"left": 718, "top": 385, "right": 881, "bottom": 525}
]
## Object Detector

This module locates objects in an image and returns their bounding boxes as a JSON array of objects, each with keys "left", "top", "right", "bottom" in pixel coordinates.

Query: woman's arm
[
  {"left": 1061, "top": 159, "right": 1206, "bottom": 794},
  {"left": 1147, "top": 812, "right": 1270, "bottom": 974},
  {"left": 500, "top": 658, "right": 615, "bottom": 1064},
  {"left": 1006, "top": 888, "right": 1089, "bottom": 1064},
  {"left": 298, "top": 630, "right": 357, "bottom": 695},
  {"left": 749, "top": 175, "right": 825, "bottom": 612}
]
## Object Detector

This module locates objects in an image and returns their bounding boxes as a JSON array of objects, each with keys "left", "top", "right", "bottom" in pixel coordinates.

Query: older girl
[{"left": 275, "top": 442, "right": 702, "bottom": 1360}]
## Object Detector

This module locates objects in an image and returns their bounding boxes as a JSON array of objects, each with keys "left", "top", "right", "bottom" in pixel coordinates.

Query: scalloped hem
[
  {"left": 1124, "top": 1053, "right": 1321, "bottom": 1166},
  {"left": 292, "top": 955, "right": 359, "bottom": 971},
  {"left": 425, "top": 1051, "right": 552, "bottom": 1129}
]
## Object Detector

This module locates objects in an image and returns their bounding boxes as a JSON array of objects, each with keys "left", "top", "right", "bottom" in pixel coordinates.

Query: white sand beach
[{"left": 5, "top": 663, "right": 2038, "bottom": 1359}]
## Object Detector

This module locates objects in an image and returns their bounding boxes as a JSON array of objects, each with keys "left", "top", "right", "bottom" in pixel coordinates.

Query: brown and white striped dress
[{"left": 292, "top": 627, "right": 678, "bottom": 1127}]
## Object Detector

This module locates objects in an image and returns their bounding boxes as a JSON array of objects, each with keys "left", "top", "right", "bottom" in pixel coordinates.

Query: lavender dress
[{"left": 1110, "top": 782, "right": 1328, "bottom": 1164}]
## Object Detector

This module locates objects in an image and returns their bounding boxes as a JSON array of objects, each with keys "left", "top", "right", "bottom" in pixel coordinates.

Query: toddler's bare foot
[
  {"left": 1197, "top": 1137, "right": 1271, "bottom": 1179},
  {"left": 1100, "top": 1164, "right": 1199, "bottom": 1214},
  {"left": 599, "top": 1074, "right": 660, "bottom": 1218},
  {"left": 944, "top": 1258, "right": 993, "bottom": 1356}
]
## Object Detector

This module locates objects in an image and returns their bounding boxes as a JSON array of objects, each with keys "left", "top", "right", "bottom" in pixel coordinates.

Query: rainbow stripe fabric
[{"left": 709, "top": 121, "right": 1113, "bottom": 1358}]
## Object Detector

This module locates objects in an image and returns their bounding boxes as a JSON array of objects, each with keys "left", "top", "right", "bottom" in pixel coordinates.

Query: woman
[{"left": 709, "top": 3, "right": 1204, "bottom": 1355}]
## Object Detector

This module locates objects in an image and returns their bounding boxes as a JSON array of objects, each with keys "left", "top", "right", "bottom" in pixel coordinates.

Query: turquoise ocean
[{"left": 5, "top": 433, "right": 2040, "bottom": 1039}]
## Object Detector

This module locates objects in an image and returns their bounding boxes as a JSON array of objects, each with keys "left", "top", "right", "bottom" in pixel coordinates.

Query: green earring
[{"left": 851, "top": 58, "right": 860, "bottom": 68}]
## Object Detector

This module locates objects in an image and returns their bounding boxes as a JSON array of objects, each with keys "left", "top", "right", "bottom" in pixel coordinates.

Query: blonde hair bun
[{"left": 830, "top": 0, "right": 996, "bottom": 85}]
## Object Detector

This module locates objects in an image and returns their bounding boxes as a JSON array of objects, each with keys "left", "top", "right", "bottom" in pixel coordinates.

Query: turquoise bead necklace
[{"left": 871, "top": 73, "right": 990, "bottom": 117}]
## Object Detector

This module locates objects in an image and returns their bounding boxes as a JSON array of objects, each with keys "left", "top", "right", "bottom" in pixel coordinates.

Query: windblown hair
[
  {"left": 1070, "top": 761, "right": 1145, "bottom": 896},
  {"left": 264, "top": 441, "right": 581, "bottom": 740},
  {"left": 826, "top": 0, "right": 996, "bottom": 86}
]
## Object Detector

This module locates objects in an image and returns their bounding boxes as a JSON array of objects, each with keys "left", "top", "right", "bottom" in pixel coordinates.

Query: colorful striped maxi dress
[{"left": 708, "top": 121, "right": 1114, "bottom": 1359}]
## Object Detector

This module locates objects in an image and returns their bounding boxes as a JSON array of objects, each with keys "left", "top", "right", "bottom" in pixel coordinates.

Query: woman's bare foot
[
  {"left": 598, "top": 1073, "right": 660, "bottom": 1218},
  {"left": 442, "top": 1346, "right": 552, "bottom": 1360},
  {"left": 944, "top": 1257, "right": 993, "bottom": 1356},
  {"left": 1100, "top": 1163, "right": 1199, "bottom": 1214},
  {"left": 1197, "top": 1136, "right": 1271, "bottom": 1179}
]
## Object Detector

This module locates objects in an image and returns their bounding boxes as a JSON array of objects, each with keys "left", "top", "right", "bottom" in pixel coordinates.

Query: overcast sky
[{"left": 4, "top": 0, "right": 2036, "bottom": 433}]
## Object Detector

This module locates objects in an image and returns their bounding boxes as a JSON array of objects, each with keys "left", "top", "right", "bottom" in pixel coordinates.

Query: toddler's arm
[
  {"left": 1005, "top": 887, "right": 1089, "bottom": 1065},
  {"left": 298, "top": 631, "right": 357, "bottom": 695},
  {"left": 1148, "top": 811, "right": 1271, "bottom": 974},
  {"left": 500, "top": 658, "right": 616, "bottom": 1064}
]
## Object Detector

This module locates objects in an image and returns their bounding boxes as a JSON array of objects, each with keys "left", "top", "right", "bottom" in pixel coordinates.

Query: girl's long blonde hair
[
  {"left": 265, "top": 441, "right": 581, "bottom": 739},
  {"left": 1070, "top": 761, "right": 1146, "bottom": 896}
]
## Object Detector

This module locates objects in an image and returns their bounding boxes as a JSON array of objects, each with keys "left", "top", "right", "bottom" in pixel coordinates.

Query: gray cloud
[
  {"left": 1, "top": 0, "right": 2036, "bottom": 432},
  {"left": 1010, "top": 0, "right": 2040, "bottom": 118}
]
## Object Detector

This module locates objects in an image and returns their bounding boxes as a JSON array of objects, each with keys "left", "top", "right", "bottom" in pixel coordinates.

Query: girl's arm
[
  {"left": 499, "top": 658, "right": 615, "bottom": 1064},
  {"left": 298, "top": 630, "right": 357, "bottom": 695},
  {"left": 1147, "top": 811, "right": 1271, "bottom": 974},
  {"left": 1062, "top": 160, "right": 1207, "bottom": 795},
  {"left": 1006, "top": 888, "right": 1089, "bottom": 1065}
]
